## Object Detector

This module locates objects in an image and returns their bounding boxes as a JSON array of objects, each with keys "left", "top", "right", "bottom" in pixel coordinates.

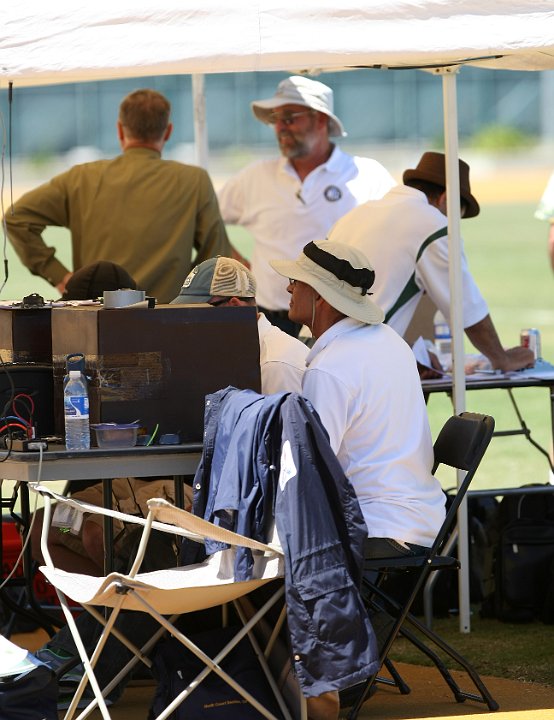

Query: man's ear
[{"left": 164, "top": 122, "right": 174, "bottom": 142}]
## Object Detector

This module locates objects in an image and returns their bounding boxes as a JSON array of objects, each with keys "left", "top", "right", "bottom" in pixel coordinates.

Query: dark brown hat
[
  {"left": 62, "top": 261, "right": 137, "bottom": 301},
  {"left": 403, "top": 151, "right": 480, "bottom": 218}
]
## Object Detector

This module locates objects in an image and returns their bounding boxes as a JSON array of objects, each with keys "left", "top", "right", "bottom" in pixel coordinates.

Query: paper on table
[
  {"left": 0, "top": 635, "right": 36, "bottom": 677},
  {"left": 412, "top": 336, "right": 448, "bottom": 375}
]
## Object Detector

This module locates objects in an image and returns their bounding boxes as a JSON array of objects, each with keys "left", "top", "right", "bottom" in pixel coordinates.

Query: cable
[
  {"left": 146, "top": 423, "right": 159, "bottom": 447},
  {"left": 12, "top": 392, "right": 35, "bottom": 432},
  {"left": 0, "top": 85, "right": 10, "bottom": 297},
  {"left": 0, "top": 459, "right": 42, "bottom": 592}
]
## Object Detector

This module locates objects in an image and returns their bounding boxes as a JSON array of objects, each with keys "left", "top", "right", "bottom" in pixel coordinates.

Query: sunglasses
[{"left": 267, "top": 110, "right": 314, "bottom": 126}]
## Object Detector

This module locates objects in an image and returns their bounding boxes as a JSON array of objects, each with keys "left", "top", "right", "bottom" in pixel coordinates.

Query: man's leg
[{"left": 307, "top": 691, "right": 340, "bottom": 720}]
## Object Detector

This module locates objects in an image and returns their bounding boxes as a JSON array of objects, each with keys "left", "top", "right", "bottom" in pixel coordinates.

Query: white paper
[{"left": 0, "top": 636, "right": 36, "bottom": 677}]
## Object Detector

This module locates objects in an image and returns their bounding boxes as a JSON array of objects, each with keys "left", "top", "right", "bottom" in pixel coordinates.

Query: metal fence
[{"left": 0, "top": 67, "right": 550, "bottom": 158}]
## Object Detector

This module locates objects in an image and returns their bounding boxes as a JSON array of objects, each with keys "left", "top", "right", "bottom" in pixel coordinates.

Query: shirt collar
[
  {"left": 306, "top": 316, "right": 365, "bottom": 366},
  {"left": 123, "top": 146, "right": 162, "bottom": 158},
  {"left": 257, "top": 312, "right": 272, "bottom": 342},
  {"left": 278, "top": 144, "right": 342, "bottom": 178}
]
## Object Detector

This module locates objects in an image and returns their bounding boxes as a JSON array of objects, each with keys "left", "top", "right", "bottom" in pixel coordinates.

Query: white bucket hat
[
  {"left": 251, "top": 76, "right": 347, "bottom": 138},
  {"left": 270, "top": 240, "right": 384, "bottom": 325}
]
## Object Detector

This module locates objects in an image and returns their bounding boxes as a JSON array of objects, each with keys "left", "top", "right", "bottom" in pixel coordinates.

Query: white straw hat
[
  {"left": 251, "top": 76, "right": 347, "bottom": 138},
  {"left": 270, "top": 240, "right": 384, "bottom": 325}
]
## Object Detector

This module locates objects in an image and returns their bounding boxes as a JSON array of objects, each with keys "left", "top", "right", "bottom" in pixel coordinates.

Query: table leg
[{"left": 103, "top": 478, "right": 114, "bottom": 575}]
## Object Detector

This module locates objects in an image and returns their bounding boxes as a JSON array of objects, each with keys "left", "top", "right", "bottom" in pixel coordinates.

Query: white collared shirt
[
  {"left": 303, "top": 317, "right": 445, "bottom": 546},
  {"left": 258, "top": 313, "right": 308, "bottom": 394},
  {"left": 218, "top": 146, "right": 395, "bottom": 311},
  {"left": 330, "top": 184, "right": 488, "bottom": 336}
]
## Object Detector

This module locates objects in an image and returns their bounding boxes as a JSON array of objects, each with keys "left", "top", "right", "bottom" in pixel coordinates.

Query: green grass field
[
  {"left": 2, "top": 200, "right": 551, "bottom": 492},
  {"left": 3, "top": 198, "right": 552, "bottom": 683}
]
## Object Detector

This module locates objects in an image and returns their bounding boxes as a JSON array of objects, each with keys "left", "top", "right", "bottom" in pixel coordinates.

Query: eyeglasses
[
  {"left": 267, "top": 110, "right": 313, "bottom": 126},
  {"left": 208, "top": 297, "right": 229, "bottom": 307}
]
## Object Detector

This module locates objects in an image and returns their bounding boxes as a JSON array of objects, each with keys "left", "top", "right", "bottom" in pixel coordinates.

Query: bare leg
[
  {"left": 30, "top": 507, "right": 103, "bottom": 576},
  {"left": 306, "top": 691, "right": 339, "bottom": 720}
]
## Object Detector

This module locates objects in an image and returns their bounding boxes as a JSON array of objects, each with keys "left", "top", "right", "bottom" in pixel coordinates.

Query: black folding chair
[{"left": 347, "top": 412, "right": 499, "bottom": 718}]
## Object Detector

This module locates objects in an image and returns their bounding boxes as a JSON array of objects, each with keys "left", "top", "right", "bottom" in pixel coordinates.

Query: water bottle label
[{"left": 64, "top": 395, "right": 89, "bottom": 417}]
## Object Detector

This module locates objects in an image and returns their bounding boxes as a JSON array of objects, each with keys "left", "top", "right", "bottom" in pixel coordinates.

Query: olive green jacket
[{"left": 5, "top": 148, "right": 231, "bottom": 303}]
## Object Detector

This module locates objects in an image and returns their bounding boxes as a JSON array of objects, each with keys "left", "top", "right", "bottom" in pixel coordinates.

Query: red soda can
[{"left": 520, "top": 328, "right": 541, "bottom": 360}]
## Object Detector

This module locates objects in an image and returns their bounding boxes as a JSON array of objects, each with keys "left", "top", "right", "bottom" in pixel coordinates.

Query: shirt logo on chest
[{"left": 324, "top": 185, "right": 342, "bottom": 202}]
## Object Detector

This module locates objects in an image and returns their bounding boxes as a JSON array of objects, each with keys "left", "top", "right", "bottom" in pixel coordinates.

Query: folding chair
[
  {"left": 32, "top": 483, "right": 306, "bottom": 720},
  {"left": 347, "top": 412, "right": 499, "bottom": 718}
]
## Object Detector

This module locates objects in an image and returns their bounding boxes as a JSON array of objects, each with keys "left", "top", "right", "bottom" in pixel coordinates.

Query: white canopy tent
[{"left": 2, "top": 1, "right": 554, "bottom": 631}]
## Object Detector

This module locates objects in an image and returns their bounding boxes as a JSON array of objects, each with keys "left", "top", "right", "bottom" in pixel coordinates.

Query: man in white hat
[
  {"left": 271, "top": 239, "right": 446, "bottom": 717},
  {"left": 218, "top": 76, "right": 395, "bottom": 337},
  {"left": 171, "top": 256, "right": 308, "bottom": 394}
]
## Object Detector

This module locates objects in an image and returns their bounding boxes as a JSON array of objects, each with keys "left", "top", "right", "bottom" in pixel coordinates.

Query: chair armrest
[{"left": 147, "top": 498, "right": 282, "bottom": 556}]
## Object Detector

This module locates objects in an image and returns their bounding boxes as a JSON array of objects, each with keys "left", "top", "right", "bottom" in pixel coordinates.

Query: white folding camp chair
[{"left": 31, "top": 483, "right": 306, "bottom": 720}]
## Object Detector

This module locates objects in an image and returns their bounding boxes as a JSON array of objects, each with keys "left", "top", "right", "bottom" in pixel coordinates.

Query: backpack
[
  {"left": 483, "top": 487, "right": 554, "bottom": 623},
  {"left": 148, "top": 626, "right": 285, "bottom": 719},
  {"left": 0, "top": 643, "right": 58, "bottom": 720}
]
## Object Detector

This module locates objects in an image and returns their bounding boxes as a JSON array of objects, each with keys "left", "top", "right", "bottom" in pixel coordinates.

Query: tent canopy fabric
[{"left": 2, "top": 1, "right": 554, "bottom": 88}]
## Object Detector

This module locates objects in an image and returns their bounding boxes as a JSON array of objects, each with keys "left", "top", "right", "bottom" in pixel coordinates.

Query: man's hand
[
  {"left": 493, "top": 346, "right": 535, "bottom": 373},
  {"left": 417, "top": 349, "right": 444, "bottom": 380},
  {"left": 56, "top": 271, "right": 73, "bottom": 295}
]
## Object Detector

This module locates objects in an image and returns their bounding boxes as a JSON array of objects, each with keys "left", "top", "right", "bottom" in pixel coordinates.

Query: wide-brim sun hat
[
  {"left": 251, "top": 75, "right": 347, "bottom": 138},
  {"left": 270, "top": 240, "right": 384, "bottom": 325},
  {"left": 403, "top": 151, "right": 480, "bottom": 218}
]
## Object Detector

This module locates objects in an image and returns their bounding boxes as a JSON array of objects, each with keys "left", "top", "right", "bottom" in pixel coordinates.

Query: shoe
[
  {"left": 57, "top": 686, "right": 115, "bottom": 711},
  {"left": 35, "top": 646, "right": 85, "bottom": 692},
  {"left": 36, "top": 645, "right": 122, "bottom": 709}
]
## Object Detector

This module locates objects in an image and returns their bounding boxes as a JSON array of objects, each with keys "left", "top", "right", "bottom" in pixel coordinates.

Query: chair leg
[
  {"left": 131, "top": 585, "right": 290, "bottom": 720},
  {"left": 379, "top": 658, "right": 411, "bottom": 694},
  {"left": 359, "top": 580, "right": 499, "bottom": 714},
  {"left": 402, "top": 612, "right": 499, "bottom": 711}
]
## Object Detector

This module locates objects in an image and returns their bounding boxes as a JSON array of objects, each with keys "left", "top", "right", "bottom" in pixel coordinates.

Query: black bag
[
  {"left": 148, "top": 626, "right": 284, "bottom": 719},
  {"left": 0, "top": 653, "right": 58, "bottom": 720},
  {"left": 380, "top": 493, "right": 499, "bottom": 617},
  {"left": 485, "top": 488, "right": 554, "bottom": 623}
]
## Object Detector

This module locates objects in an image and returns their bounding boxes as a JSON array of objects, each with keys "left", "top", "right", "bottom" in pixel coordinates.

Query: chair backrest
[{"left": 430, "top": 412, "right": 495, "bottom": 556}]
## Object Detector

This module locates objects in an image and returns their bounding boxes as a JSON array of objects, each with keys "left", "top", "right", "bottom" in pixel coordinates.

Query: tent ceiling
[{"left": 2, "top": 2, "right": 554, "bottom": 88}]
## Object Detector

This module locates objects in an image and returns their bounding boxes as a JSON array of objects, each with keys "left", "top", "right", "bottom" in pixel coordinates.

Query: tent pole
[
  {"left": 438, "top": 67, "right": 471, "bottom": 634},
  {"left": 192, "top": 74, "right": 208, "bottom": 169}
]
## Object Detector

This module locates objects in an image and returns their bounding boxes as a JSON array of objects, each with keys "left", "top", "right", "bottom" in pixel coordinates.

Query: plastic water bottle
[
  {"left": 433, "top": 310, "right": 452, "bottom": 371},
  {"left": 63, "top": 353, "right": 87, "bottom": 390},
  {"left": 64, "top": 370, "right": 90, "bottom": 450}
]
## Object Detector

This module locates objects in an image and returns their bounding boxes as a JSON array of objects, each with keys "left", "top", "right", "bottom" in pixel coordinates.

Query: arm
[
  {"left": 465, "top": 314, "right": 534, "bottom": 372},
  {"left": 5, "top": 178, "right": 71, "bottom": 288},
  {"left": 192, "top": 171, "right": 233, "bottom": 265}
]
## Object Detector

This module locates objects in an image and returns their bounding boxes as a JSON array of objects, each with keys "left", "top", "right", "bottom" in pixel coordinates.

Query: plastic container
[
  {"left": 91, "top": 423, "right": 139, "bottom": 448},
  {"left": 64, "top": 370, "right": 90, "bottom": 450},
  {"left": 433, "top": 310, "right": 452, "bottom": 371}
]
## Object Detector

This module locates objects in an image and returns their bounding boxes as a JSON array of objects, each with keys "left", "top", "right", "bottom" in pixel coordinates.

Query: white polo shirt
[
  {"left": 218, "top": 146, "right": 395, "bottom": 311},
  {"left": 258, "top": 313, "right": 308, "bottom": 394},
  {"left": 330, "top": 185, "right": 488, "bottom": 337},
  {"left": 302, "top": 317, "right": 445, "bottom": 547}
]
